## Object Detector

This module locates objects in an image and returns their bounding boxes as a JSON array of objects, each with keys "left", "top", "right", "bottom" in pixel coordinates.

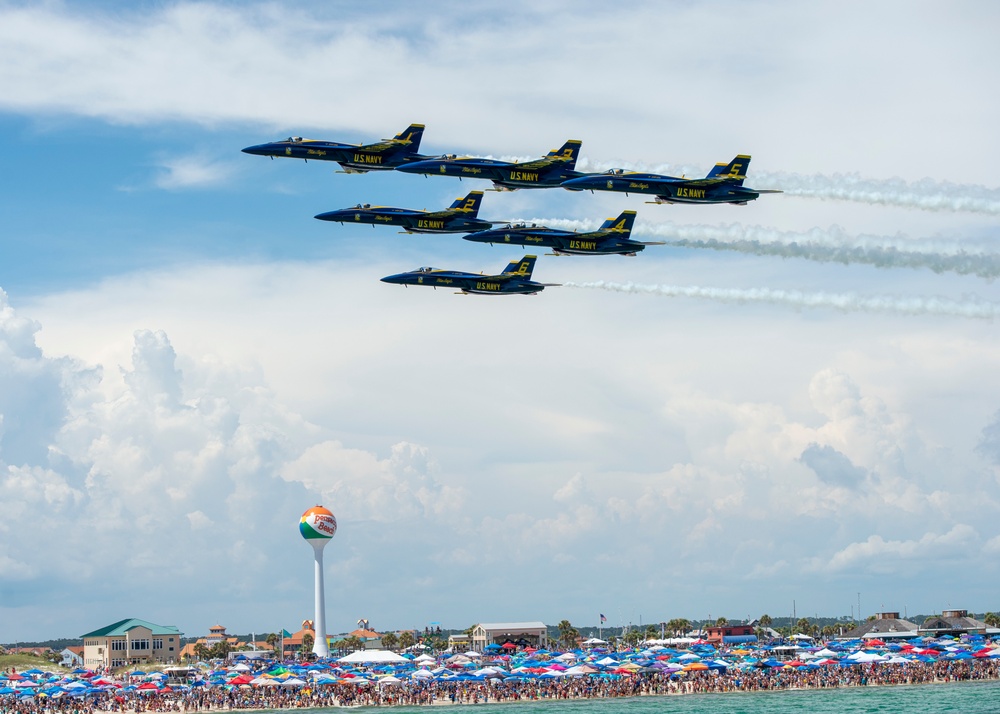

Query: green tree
[
  {"left": 301, "top": 633, "right": 314, "bottom": 654},
  {"left": 193, "top": 643, "right": 210, "bottom": 661},
  {"left": 984, "top": 612, "right": 1000, "bottom": 628},
  {"left": 557, "top": 620, "right": 579, "bottom": 649},
  {"left": 206, "top": 640, "right": 231, "bottom": 660},
  {"left": 715, "top": 616, "right": 728, "bottom": 626},
  {"left": 398, "top": 631, "right": 415, "bottom": 650},
  {"left": 381, "top": 632, "right": 399, "bottom": 650},
  {"left": 666, "top": 618, "right": 691, "bottom": 636},
  {"left": 758, "top": 614, "right": 773, "bottom": 628},
  {"left": 644, "top": 624, "right": 658, "bottom": 639},
  {"left": 265, "top": 633, "right": 278, "bottom": 649},
  {"left": 622, "top": 629, "right": 642, "bottom": 646}
]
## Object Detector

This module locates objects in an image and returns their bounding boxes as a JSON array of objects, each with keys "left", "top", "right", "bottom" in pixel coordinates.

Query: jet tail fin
[
  {"left": 392, "top": 124, "right": 425, "bottom": 153},
  {"left": 706, "top": 154, "right": 750, "bottom": 184},
  {"left": 597, "top": 210, "right": 637, "bottom": 236},
  {"left": 448, "top": 190, "right": 485, "bottom": 215},
  {"left": 546, "top": 140, "right": 582, "bottom": 170},
  {"left": 502, "top": 255, "right": 537, "bottom": 278}
]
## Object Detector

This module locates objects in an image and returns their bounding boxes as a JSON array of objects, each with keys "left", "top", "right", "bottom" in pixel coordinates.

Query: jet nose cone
[
  {"left": 560, "top": 177, "right": 592, "bottom": 190},
  {"left": 380, "top": 274, "right": 406, "bottom": 284},
  {"left": 241, "top": 144, "right": 274, "bottom": 156},
  {"left": 394, "top": 162, "right": 430, "bottom": 174},
  {"left": 315, "top": 210, "right": 348, "bottom": 221},
  {"left": 462, "top": 231, "right": 494, "bottom": 242}
]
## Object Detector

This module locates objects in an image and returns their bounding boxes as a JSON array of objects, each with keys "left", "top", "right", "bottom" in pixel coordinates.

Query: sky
[{"left": 2, "top": 0, "right": 1000, "bottom": 642}]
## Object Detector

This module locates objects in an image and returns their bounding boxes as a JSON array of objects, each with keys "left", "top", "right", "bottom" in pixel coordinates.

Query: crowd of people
[{"left": 3, "top": 657, "right": 999, "bottom": 712}]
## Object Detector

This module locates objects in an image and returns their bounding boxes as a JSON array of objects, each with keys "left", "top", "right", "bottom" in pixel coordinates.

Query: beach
[{"left": 3, "top": 657, "right": 999, "bottom": 713}]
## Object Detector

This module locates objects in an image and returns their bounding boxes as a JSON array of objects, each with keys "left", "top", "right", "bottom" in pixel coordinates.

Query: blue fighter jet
[
  {"left": 463, "top": 210, "right": 663, "bottom": 256},
  {"left": 381, "top": 255, "right": 557, "bottom": 295},
  {"left": 315, "top": 191, "right": 495, "bottom": 234},
  {"left": 242, "top": 124, "right": 439, "bottom": 173},
  {"left": 561, "top": 155, "right": 782, "bottom": 205},
  {"left": 394, "top": 140, "right": 586, "bottom": 190}
]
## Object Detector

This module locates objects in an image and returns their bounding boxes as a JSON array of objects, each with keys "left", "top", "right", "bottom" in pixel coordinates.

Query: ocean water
[{"left": 295, "top": 680, "right": 1000, "bottom": 714}]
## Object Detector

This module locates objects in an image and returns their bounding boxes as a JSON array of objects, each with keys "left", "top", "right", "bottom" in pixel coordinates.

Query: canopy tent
[{"left": 338, "top": 650, "right": 410, "bottom": 664}]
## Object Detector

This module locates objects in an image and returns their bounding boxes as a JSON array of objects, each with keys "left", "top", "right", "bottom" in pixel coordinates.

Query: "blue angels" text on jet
[
  {"left": 394, "top": 140, "right": 586, "bottom": 191},
  {"left": 241, "top": 124, "right": 439, "bottom": 173},
  {"left": 380, "top": 255, "right": 557, "bottom": 295},
  {"left": 315, "top": 191, "right": 495, "bottom": 234},
  {"left": 463, "top": 210, "right": 663, "bottom": 256},
  {"left": 561, "top": 155, "right": 782, "bottom": 205}
]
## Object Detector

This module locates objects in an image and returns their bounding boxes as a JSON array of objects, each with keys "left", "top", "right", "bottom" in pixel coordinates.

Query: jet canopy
[
  {"left": 416, "top": 267, "right": 438, "bottom": 273},
  {"left": 603, "top": 169, "right": 626, "bottom": 175},
  {"left": 353, "top": 204, "right": 372, "bottom": 209}
]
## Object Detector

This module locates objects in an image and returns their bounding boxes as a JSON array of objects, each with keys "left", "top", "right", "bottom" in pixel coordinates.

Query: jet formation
[{"left": 243, "top": 125, "right": 781, "bottom": 295}]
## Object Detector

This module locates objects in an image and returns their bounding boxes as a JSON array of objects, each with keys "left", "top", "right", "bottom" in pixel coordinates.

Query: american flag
[{"left": 600, "top": 614, "right": 607, "bottom": 623}]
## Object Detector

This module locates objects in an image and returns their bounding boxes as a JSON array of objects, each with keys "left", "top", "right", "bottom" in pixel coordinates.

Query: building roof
[
  {"left": 81, "top": 618, "right": 183, "bottom": 638},
  {"left": 840, "top": 616, "right": 918, "bottom": 639},
  {"left": 349, "top": 629, "right": 381, "bottom": 639},
  {"left": 920, "top": 613, "right": 986, "bottom": 633},
  {"left": 476, "top": 622, "right": 547, "bottom": 631}
]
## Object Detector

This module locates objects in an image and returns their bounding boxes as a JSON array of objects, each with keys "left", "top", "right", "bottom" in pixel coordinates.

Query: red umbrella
[{"left": 501, "top": 643, "right": 517, "bottom": 650}]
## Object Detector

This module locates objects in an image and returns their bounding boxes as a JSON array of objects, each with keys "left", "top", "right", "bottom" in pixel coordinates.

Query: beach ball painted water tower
[{"left": 300, "top": 505, "right": 337, "bottom": 658}]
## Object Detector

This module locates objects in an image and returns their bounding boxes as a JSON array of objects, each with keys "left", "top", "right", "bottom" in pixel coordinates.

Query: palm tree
[
  {"left": 344, "top": 636, "right": 363, "bottom": 651},
  {"left": 265, "top": 633, "right": 278, "bottom": 650},
  {"left": 301, "top": 633, "right": 314, "bottom": 653},
  {"left": 715, "top": 616, "right": 728, "bottom": 626},
  {"left": 984, "top": 612, "right": 1000, "bottom": 628},
  {"left": 381, "top": 632, "right": 399, "bottom": 650},
  {"left": 398, "top": 631, "right": 415, "bottom": 650},
  {"left": 669, "top": 618, "right": 691, "bottom": 636},
  {"left": 193, "top": 643, "right": 210, "bottom": 661},
  {"left": 556, "top": 620, "right": 579, "bottom": 649},
  {"left": 758, "top": 614, "right": 773, "bottom": 628}
]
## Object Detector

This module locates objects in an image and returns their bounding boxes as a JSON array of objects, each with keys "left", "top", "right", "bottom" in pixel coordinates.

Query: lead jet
[
  {"left": 241, "top": 124, "right": 439, "bottom": 173},
  {"left": 381, "top": 255, "right": 557, "bottom": 295},
  {"left": 394, "top": 140, "right": 586, "bottom": 190},
  {"left": 315, "top": 191, "right": 494, "bottom": 234},
  {"left": 560, "top": 155, "right": 782, "bottom": 205},
  {"left": 463, "top": 210, "right": 663, "bottom": 256}
]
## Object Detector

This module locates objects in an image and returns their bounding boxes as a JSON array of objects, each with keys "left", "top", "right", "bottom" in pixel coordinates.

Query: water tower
[{"left": 299, "top": 505, "right": 337, "bottom": 657}]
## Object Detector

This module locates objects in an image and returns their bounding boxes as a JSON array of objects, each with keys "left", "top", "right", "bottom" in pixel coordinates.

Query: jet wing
[{"left": 513, "top": 155, "right": 572, "bottom": 171}]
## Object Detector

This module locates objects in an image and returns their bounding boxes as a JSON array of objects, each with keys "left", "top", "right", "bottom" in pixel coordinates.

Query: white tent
[{"left": 337, "top": 650, "right": 409, "bottom": 664}]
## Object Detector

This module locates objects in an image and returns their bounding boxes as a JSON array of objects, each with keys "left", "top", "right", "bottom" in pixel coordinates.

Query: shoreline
[{"left": 101, "top": 671, "right": 1000, "bottom": 713}]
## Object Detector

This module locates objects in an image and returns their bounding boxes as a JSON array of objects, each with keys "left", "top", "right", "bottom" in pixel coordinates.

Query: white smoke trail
[
  {"left": 571, "top": 158, "right": 1000, "bottom": 215},
  {"left": 565, "top": 281, "right": 1000, "bottom": 320},
  {"left": 510, "top": 217, "right": 1000, "bottom": 279}
]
